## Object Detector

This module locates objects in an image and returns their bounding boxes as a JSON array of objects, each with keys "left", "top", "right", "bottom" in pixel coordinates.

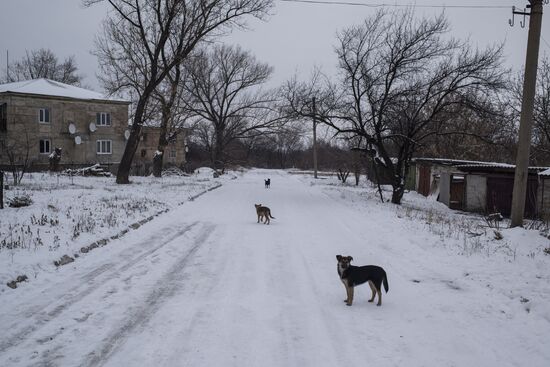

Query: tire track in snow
[
  {"left": 0, "top": 222, "right": 199, "bottom": 355},
  {"left": 274, "top": 234, "right": 355, "bottom": 367},
  {"left": 80, "top": 223, "right": 215, "bottom": 367}
]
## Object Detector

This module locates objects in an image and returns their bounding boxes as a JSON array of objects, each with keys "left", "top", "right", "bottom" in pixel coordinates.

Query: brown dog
[{"left": 255, "top": 204, "right": 275, "bottom": 225}]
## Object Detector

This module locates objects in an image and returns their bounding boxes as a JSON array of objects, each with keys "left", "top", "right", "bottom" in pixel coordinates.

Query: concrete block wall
[
  {"left": 465, "top": 174, "right": 487, "bottom": 212},
  {"left": 439, "top": 172, "right": 451, "bottom": 206},
  {"left": 134, "top": 126, "right": 187, "bottom": 170},
  {"left": 537, "top": 178, "right": 550, "bottom": 218},
  {"left": 0, "top": 94, "right": 129, "bottom": 169}
]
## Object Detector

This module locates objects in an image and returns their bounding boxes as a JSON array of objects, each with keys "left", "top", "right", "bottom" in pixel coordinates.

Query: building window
[
  {"left": 39, "top": 108, "right": 50, "bottom": 123},
  {"left": 96, "top": 112, "right": 111, "bottom": 126},
  {"left": 0, "top": 103, "right": 7, "bottom": 132},
  {"left": 141, "top": 149, "right": 147, "bottom": 158},
  {"left": 39, "top": 139, "right": 51, "bottom": 154},
  {"left": 96, "top": 140, "right": 112, "bottom": 154},
  {"left": 169, "top": 150, "right": 176, "bottom": 158}
]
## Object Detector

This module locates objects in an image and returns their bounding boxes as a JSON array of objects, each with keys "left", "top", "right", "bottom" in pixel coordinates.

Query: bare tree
[
  {"left": 415, "top": 99, "right": 516, "bottom": 163},
  {"left": 182, "top": 44, "right": 282, "bottom": 167},
  {"left": 87, "top": 0, "right": 272, "bottom": 184},
  {"left": 283, "top": 9, "right": 505, "bottom": 204},
  {"left": 1, "top": 128, "right": 32, "bottom": 185},
  {"left": 2, "top": 48, "right": 82, "bottom": 85},
  {"left": 268, "top": 124, "right": 306, "bottom": 168},
  {"left": 150, "top": 64, "right": 192, "bottom": 177}
]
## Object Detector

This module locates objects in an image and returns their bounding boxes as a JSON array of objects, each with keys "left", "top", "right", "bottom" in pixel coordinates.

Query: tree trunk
[
  {"left": 212, "top": 128, "right": 224, "bottom": 168},
  {"left": 152, "top": 150, "right": 164, "bottom": 177},
  {"left": 391, "top": 167, "right": 407, "bottom": 204},
  {"left": 391, "top": 184, "right": 405, "bottom": 204},
  {"left": 152, "top": 113, "right": 169, "bottom": 177},
  {"left": 117, "top": 127, "right": 141, "bottom": 183},
  {"left": 116, "top": 98, "right": 148, "bottom": 184},
  {"left": 370, "top": 156, "right": 385, "bottom": 203}
]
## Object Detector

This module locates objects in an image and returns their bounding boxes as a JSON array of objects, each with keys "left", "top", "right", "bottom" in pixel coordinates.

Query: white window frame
[
  {"left": 169, "top": 149, "right": 177, "bottom": 159},
  {"left": 96, "top": 139, "right": 112, "bottom": 155},
  {"left": 39, "top": 139, "right": 51, "bottom": 154},
  {"left": 96, "top": 112, "right": 111, "bottom": 126},
  {"left": 38, "top": 108, "right": 50, "bottom": 124}
]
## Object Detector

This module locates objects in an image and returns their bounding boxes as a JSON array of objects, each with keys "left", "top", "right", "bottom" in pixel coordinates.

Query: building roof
[
  {"left": 0, "top": 78, "right": 129, "bottom": 103},
  {"left": 414, "top": 158, "right": 549, "bottom": 174},
  {"left": 414, "top": 157, "right": 511, "bottom": 166},
  {"left": 457, "top": 163, "right": 548, "bottom": 174}
]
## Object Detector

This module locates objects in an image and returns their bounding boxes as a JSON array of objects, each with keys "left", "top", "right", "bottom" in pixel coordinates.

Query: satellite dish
[
  {"left": 74, "top": 136, "right": 82, "bottom": 145},
  {"left": 124, "top": 130, "right": 131, "bottom": 140},
  {"left": 89, "top": 122, "right": 97, "bottom": 132},
  {"left": 68, "top": 123, "right": 76, "bottom": 134}
]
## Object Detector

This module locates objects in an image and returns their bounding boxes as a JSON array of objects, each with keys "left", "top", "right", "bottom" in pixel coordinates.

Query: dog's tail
[
  {"left": 269, "top": 211, "right": 275, "bottom": 219},
  {"left": 383, "top": 273, "right": 389, "bottom": 293}
]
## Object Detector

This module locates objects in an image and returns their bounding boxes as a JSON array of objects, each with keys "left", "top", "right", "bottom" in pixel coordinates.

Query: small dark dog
[
  {"left": 265, "top": 178, "right": 271, "bottom": 188},
  {"left": 336, "top": 255, "right": 388, "bottom": 306}
]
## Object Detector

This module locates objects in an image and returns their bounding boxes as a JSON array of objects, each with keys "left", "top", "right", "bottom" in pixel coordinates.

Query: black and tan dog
[
  {"left": 255, "top": 204, "right": 275, "bottom": 224},
  {"left": 265, "top": 178, "right": 271, "bottom": 188},
  {"left": 336, "top": 255, "right": 388, "bottom": 306}
]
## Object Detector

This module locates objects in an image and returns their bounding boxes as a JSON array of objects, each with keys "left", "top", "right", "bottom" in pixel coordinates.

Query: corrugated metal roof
[
  {"left": 415, "top": 158, "right": 549, "bottom": 173},
  {"left": 457, "top": 163, "right": 516, "bottom": 169},
  {"left": 414, "top": 157, "right": 499, "bottom": 165},
  {"left": 457, "top": 163, "right": 548, "bottom": 173}
]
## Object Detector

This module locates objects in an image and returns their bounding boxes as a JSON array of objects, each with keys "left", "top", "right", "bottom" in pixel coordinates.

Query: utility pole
[
  {"left": 0, "top": 171, "right": 4, "bottom": 209},
  {"left": 510, "top": 0, "right": 545, "bottom": 227},
  {"left": 312, "top": 97, "right": 318, "bottom": 179}
]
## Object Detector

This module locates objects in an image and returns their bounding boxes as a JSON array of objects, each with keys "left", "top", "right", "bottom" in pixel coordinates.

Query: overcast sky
[{"left": 1, "top": 0, "right": 549, "bottom": 92}]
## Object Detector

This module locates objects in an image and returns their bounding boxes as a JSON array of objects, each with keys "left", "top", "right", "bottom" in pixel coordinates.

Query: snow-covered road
[{"left": 1, "top": 169, "right": 548, "bottom": 366}]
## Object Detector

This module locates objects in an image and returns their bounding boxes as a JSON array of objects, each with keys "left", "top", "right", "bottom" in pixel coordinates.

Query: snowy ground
[
  {"left": 1, "top": 169, "right": 549, "bottom": 366},
  {"left": 0, "top": 168, "right": 224, "bottom": 285}
]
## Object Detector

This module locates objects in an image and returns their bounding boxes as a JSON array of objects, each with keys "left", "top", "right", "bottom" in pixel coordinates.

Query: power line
[
  {"left": 279, "top": 0, "right": 511, "bottom": 9},
  {"left": 542, "top": 35, "right": 550, "bottom": 50}
]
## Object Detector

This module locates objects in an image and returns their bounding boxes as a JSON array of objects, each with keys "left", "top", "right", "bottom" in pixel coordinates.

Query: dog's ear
[
  {"left": 336, "top": 255, "right": 342, "bottom": 261},
  {"left": 348, "top": 256, "right": 353, "bottom": 262}
]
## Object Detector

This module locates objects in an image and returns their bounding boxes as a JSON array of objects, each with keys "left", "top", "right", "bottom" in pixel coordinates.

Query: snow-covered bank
[
  {"left": 0, "top": 169, "right": 231, "bottom": 286},
  {"left": 304, "top": 174, "right": 550, "bottom": 331}
]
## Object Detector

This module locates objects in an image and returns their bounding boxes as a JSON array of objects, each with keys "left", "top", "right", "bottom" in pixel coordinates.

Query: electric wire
[{"left": 279, "top": 0, "right": 512, "bottom": 9}]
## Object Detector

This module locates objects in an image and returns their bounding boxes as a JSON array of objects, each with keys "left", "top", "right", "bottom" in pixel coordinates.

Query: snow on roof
[
  {"left": 415, "top": 158, "right": 550, "bottom": 173},
  {"left": 414, "top": 157, "right": 550, "bottom": 171},
  {"left": 457, "top": 163, "right": 516, "bottom": 169},
  {"left": 414, "top": 157, "right": 512, "bottom": 166},
  {"left": 457, "top": 163, "right": 550, "bottom": 173},
  {"left": 0, "top": 78, "right": 128, "bottom": 103}
]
